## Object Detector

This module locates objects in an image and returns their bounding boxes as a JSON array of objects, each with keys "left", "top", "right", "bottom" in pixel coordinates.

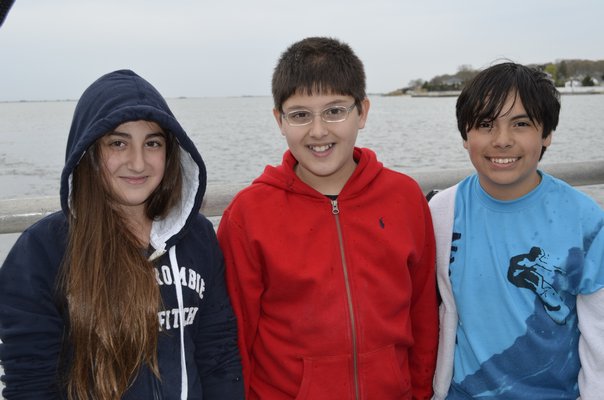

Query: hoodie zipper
[{"left": 330, "top": 199, "right": 360, "bottom": 400}]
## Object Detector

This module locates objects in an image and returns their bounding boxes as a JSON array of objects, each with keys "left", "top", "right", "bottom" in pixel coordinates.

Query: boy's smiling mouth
[
  {"left": 308, "top": 143, "right": 334, "bottom": 153},
  {"left": 489, "top": 157, "right": 519, "bottom": 165}
]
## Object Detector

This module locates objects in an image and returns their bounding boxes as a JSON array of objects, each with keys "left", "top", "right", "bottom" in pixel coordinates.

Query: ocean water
[{"left": 2, "top": 94, "right": 604, "bottom": 199}]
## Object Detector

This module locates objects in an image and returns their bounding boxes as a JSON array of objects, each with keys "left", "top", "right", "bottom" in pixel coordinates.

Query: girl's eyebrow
[
  {"left": 108, "top": 131, "right": 165, "bottom": 138},
  {"left": 107, "top": 131, "right": 131, "bottom": 138},
  {"left": 145, "top": 132, "right": 166, "bottom": 139}
]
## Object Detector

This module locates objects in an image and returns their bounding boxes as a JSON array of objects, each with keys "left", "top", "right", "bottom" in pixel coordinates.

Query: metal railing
[{"left": 1, "top": 160, "right": 604, "bottom": 235}]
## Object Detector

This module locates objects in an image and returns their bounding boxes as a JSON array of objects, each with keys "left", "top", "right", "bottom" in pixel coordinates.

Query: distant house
[
  {"left": 442, "top": 77, "right": 463, "bottom": 87},
  {"left": 559, "top": 77, "right": 604, "bottom": 94},
  {"left": 565, "top": 79, "right": 582, "bottom": 88}
]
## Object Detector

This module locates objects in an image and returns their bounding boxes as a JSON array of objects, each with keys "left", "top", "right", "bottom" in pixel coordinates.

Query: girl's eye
[
  {"left": 109, "top": 140, "right": 126, "bottom": 147},
  {"left": 146, "top": 140, "right": 163, "bottom": 148}
]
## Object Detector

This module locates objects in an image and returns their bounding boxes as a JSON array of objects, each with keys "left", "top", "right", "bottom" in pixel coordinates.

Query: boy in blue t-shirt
[{"left": 430, "top": 62, "right": 604, "bottom": 399}]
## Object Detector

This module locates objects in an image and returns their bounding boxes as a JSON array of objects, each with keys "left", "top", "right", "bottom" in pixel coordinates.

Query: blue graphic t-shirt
[{"left": 448, "top": 172, "right": 604, "bottom": 399}]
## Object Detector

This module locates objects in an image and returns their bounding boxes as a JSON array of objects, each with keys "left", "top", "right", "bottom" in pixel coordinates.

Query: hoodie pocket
[
  {"left": 294, "top": 354, "right": 353, "bottom": 400},
  {"left": 294, "top": 345, "right": 410, "bottom": 400},
  {"left": 359, "top": 344, "right": 411, "bottom": 398}
]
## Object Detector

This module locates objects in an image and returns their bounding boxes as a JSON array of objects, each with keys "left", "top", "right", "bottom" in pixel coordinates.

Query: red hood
[{"left": 252, "top": 147, "right": 383, "bottom": 198}]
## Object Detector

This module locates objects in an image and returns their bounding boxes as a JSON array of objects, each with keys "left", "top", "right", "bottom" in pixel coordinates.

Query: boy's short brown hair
[{"left": 271, "top": 37, "right": 366, "bottom": 113}]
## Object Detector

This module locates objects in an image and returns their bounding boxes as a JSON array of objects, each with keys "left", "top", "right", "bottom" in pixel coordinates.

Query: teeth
[
  {"left": 491, "top": 157, "right": 517, "bottom": 164},
  {"left": 309, "top": 144, "right": 333, "bottom": 152}
]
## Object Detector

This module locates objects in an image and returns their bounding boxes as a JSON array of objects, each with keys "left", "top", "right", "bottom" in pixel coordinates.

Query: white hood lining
[{"left": 148, "top": 150, "right": 199, "bottom": 260}]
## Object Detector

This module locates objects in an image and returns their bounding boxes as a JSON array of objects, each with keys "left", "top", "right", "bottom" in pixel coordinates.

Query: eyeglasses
[{"left": 282, "top": 103, "right": 357, "bottom": 127}]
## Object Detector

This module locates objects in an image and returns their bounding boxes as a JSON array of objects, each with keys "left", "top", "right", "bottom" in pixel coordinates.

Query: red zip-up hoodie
[{"left": 218, "top": 147, "right": 438, "bottom": 399}]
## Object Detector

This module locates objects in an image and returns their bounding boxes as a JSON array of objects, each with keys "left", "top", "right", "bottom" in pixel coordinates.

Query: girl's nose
[{"left": 127, "top": 148, "right": 146, "bottom": 172}]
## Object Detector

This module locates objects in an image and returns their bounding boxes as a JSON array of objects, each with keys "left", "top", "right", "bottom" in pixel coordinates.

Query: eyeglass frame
[{"left": 281, "top": 103, "right": 357, "bottom": 127}]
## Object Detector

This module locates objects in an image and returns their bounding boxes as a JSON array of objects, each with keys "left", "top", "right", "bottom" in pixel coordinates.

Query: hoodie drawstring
[{"left": 169, "top": 246, "right": 188, "bottom": 400}]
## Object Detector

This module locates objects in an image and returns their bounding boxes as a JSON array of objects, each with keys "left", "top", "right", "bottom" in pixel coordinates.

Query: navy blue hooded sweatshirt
[{"left": 0, "top": 70, "right": 244, "bottom": 399}]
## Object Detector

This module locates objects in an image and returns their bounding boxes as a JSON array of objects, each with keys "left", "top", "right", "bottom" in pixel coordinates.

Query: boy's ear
[
  {"left": 357, "top": 98, "right": 371, "bottom": 129},
  {"left": 543, "top": 131, "right": 553, "bottom": 147},
  {"left": 463, "top": 139, "right": 469, "bottom": 149},
  {"left": 273, "top": 108, "right": 285, "bottom": 135}
]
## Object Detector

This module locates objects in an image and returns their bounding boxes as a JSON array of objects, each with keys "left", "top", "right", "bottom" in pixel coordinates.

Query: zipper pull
[{"left": 331, "top": 199, "right": 340, "bottom": 215}]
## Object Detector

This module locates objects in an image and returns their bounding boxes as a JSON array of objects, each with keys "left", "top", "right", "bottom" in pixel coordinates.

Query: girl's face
[{"left": 99, "top": 120, "right": 166, "bottom": 215}]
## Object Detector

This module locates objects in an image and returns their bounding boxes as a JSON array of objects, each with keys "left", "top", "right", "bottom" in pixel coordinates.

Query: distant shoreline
[
  {"left": 557, "top": 87, "right": 604, "bottom": 95},
  {"left": 409, "top": 91, "right": 461, "bottom": 98},
  {"left": 398, "top": 86, "right": 604, "bottom": 98},
  {"left": 2, "top": 87, "right": 604, "bottom": 103}
]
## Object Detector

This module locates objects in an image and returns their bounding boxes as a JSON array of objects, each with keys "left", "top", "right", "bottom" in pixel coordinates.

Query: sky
[{"left": 1, "top": 0, "right": 603, "bottom": 102}]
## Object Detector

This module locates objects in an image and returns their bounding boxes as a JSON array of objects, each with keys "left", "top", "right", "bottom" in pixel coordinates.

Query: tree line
[{"left": 394, "top": 59, "right": 604, "bottom": 94}]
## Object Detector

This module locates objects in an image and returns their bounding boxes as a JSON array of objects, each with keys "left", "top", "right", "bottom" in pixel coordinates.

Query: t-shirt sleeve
[{"left": 577, "top": 287, "right": 604, "bottom": 398}]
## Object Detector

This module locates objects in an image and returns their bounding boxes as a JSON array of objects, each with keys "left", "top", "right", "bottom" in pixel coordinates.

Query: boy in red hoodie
[{"left": 218, "top": 36, "right": 438, "bottom": 400}]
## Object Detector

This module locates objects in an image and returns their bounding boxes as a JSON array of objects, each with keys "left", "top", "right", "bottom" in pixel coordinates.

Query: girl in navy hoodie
[{"left": 0, "top": 70, "right": 243, "bottom": 399}]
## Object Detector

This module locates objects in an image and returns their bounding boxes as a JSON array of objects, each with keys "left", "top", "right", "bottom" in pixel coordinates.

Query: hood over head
[{"left": 60, "top": 69, "right": 206, "bottom": 255}]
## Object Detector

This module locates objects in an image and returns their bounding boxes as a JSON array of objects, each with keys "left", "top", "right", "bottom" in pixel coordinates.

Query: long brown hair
[{"left": 59, "top": 127, "right": 182, "bottom": 400}]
